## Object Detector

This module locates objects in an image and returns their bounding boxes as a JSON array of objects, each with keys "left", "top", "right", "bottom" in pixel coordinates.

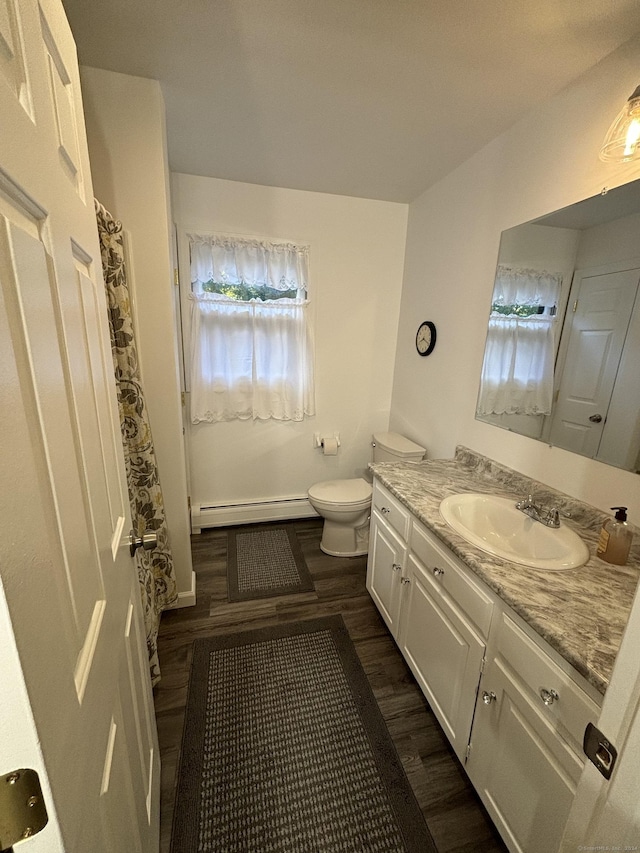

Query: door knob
[
  {"left": 129, "top": 529, "right": 158, "bottom": 557},
  {"left": 482, "top": 691, "right": 497, "bottom": 705},
  {"left": 588, "top": 414, "right": 603, "bottom": 423}
]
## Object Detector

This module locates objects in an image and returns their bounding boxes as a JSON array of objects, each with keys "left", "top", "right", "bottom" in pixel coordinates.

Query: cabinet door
[
  {"left": 399, "top": 554, "right": 485, "bottom": 762},
  {"left": 467, "top": 657, "right": 583, "bottom": 853},
  {"left": 366, "top": 511, "right": 406, "bottom": 637}
]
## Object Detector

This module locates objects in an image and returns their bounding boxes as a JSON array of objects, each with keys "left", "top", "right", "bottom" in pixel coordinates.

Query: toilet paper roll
[{"left": 322, "top": 437, "right": 338, "bottom": 456}]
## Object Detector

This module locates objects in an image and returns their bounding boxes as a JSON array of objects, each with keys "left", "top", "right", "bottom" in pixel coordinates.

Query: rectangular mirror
[{"left": 476, "top": 179, "right": 640, "bottom": 473}]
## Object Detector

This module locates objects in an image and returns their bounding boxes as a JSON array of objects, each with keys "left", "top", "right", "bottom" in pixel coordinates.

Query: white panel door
[
  {"left": 549, "top": 266, "right": 639, "bottom": 456},
  {"left": 0, "top": 1, "right": 159, "bottom": 851}
]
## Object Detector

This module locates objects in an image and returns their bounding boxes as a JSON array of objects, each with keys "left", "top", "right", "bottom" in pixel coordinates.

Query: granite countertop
[{"left": 369, "top": 446, "right": 640, "bottom": 695}]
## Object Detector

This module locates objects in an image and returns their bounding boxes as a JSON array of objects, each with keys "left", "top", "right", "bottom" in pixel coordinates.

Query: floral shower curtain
[{"left": 95, "top": 200, "right": 177, "bottom": 686}]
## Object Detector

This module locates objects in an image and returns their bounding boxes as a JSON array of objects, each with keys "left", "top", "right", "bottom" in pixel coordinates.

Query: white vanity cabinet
[
  {"left": 366, "top": 481, "right": 410, "bottom": 637},
  {"left": 400, "top": 521, "right": 493, "bottom": 762},
  {"left": 367, "top": 481, "right": 494, "bottom": 761},
  {"left": 366, "top": 477, "right": 603, "bottom": 853},
  {"left": 467, "top": 611, "right": 602, "bottom": 853}
]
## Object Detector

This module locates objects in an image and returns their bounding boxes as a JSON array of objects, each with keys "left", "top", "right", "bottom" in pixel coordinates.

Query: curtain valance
[
  {"left": 189, "top": 233, "right": 310, "bottom": 294},
  {"left": 492, "top": 265, "right": 562, "bottom": 308}
]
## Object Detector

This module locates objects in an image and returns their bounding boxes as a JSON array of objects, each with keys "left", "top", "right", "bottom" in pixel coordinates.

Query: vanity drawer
[
  {"left": 372, "top": 480, "right": 410, "bottom": 540},
  {"left": 496, "top": 612, "right": 601, "bottom": 754},
  {"left": 410, "top": 521, "right": 494, "bottom": 639}
]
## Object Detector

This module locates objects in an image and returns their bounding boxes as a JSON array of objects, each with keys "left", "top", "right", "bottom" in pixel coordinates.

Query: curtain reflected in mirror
[
  {"left": 476, "top": 180, "right": 640, "bottom": 474},
  {"left": 477, "top": 266, "right": 562, "bottom": 417}
]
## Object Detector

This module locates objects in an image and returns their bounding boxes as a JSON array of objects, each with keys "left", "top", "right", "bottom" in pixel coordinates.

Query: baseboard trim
[
  {"left": 166, "top": 570, "right": 196, "bottom": 609},
  {"left": 192, "top": 497, "right": 318, "bottom": 532}
]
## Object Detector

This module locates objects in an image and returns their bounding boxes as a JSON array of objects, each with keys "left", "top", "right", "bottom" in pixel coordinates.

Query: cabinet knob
[
  {"left": 482, "top": 690, "right": 497, "bottom": 705},
  {"left": 381, "top": 506, "right": 391, "bottom": 514},
  {"left": 392, "top": 563, "right": 402, "bottom": 572},
  {"left": 432, "top": 567, "right": 445, "bottom": 576},
  {"left": 401, "top": 577, "right": 411, "bottom": 585},
  {"left": 539, "top": 688, "right": 559, "bottom": 706}
]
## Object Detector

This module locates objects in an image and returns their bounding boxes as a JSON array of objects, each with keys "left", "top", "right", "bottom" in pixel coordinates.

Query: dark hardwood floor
[{"left": 154, "top": 518, "right": 507, "bottom": 853}]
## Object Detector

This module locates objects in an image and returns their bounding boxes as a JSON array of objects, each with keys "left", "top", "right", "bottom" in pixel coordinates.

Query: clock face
[{"left": 416, "top": 321, "right": 436, "bottom": 356}]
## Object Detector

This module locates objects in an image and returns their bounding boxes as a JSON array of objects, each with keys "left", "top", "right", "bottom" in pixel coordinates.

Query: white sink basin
[{"left": 439, "top": 493, "right": 589, "bottom": 571}]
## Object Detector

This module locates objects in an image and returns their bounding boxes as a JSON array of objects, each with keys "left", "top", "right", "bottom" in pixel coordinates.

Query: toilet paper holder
[{"left": 314, "top": 432, "right": 341, "bottom": 449}]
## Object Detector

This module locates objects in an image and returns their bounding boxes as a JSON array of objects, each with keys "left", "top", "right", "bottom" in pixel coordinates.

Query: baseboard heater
[{"left": 192, "top": 496, "right": 318, "bottom": 532}]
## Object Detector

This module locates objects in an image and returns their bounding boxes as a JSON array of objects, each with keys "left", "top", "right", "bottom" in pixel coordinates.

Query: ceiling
[{"left": 61, "top": 0, "right": 640, "bottom": 203}]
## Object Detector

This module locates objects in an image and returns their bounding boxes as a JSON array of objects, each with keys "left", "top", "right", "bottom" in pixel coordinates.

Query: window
[
  {"left": 476, "top": 266, "right": 562, "bottom": 416},
  {"left": 188, "top": 233, "right": 315, "bottom": 423}
]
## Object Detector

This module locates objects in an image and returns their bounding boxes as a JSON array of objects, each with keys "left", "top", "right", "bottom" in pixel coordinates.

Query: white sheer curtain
[
  {"left": 190, "top": 233, "right": 309, "bottom": 292},
  {"left": 476, "top": 266, "right": 562, "bottom": 416},
  {"left": 189, "top": 233, "right": 315, "bottom": 423}
]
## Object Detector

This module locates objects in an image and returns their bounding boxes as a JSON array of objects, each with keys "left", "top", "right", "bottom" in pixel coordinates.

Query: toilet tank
[{"left": 372, "top": 432, "right": 426, "bottom": 463}]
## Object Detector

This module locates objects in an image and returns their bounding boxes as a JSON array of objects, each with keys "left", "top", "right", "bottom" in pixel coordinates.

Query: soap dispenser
[{"left": 596, "top": 506, "right": 633, "bottom": 566}]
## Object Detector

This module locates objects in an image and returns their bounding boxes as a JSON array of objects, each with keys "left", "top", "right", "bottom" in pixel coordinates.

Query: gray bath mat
[
  {"left": 170, "top": 616, "right": 436, "bottom": 853},
  {"left": 226, "top": 524, "right": 315, "bottom": 601}
]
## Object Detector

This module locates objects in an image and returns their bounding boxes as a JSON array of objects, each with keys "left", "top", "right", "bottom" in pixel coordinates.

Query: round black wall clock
[{"left": 416, "top": 321, "right": 437, "bottom": 356}]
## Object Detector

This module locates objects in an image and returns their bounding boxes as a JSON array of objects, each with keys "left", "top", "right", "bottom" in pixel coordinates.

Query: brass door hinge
[
  {"left": 0, "top": 769, "right": 48, "bottom": 849},
  {"left": 174, "top": 267, "right": 179, "bottom": 287}
]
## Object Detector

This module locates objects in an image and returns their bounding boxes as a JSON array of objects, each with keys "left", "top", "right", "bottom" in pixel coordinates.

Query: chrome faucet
[{"left": 515, "top": 494, "right": 561, "bottom": 528}]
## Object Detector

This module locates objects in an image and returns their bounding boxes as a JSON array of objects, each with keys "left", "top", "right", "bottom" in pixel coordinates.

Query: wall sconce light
[{"left": 599, "top": 85, "right": 640, "bottom": 162}]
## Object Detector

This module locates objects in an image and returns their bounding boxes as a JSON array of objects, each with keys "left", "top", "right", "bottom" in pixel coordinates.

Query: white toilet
[{"left": 307, "top": 431, "right": 426, "bottom": 557}]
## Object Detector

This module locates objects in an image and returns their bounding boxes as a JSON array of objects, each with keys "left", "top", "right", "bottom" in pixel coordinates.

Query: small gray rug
[
  {"left": 171, "top": 616, "right": 436, "bottom": 853},
  {"left": 227, "top": 524, "right": 315, "bottom": 602}
]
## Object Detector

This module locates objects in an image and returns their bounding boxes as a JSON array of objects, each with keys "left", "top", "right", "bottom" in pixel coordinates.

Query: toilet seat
[{"left": 307, "top": 478, "right": 372, "bottom": 509}]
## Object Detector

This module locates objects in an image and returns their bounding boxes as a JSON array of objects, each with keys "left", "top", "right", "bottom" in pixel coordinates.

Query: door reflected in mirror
[{"left": 476, "top": 180, "right": 640, "bottom": 473}]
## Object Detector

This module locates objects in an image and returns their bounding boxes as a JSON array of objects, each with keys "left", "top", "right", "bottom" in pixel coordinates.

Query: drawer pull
[
  {"left": 482, "top": 691, "right": 497, "bottom": 705},
  {"left": 381, "top": 506, "right": 391, "bottom": 514},
  {"left": 392, "top": 563, "right": 402, "bottom": 572},
  {"left": 539, "top": 688, "right": 559, "bottom": 706},
  {"left": 401, "top": 577, "right": 411, "bottom": 585},
  {"left": 432, "top": 567, "right": 445, "bottom": 576}
]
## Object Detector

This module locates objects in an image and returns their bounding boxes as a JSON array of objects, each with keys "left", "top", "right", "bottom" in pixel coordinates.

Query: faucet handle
[{"left": 547, "top": 508, "right": 560, "bottom": 528}]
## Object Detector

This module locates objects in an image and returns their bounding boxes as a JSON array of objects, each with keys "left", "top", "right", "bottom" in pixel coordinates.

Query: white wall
[
  {"left": 172, "top": 173, "right": 408, "bottom": 511},
  {"left": 499, "top": 222, "right": 580, "bottom": 271},
  {"left": 575, "top": 210, "right": 640, "bottom": 269},
  {"left": 79, "top": 67, "right": 194, "bottom": 599},
  {"left": 390, "top": 34, "right": 640, "bottom": 524}
]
